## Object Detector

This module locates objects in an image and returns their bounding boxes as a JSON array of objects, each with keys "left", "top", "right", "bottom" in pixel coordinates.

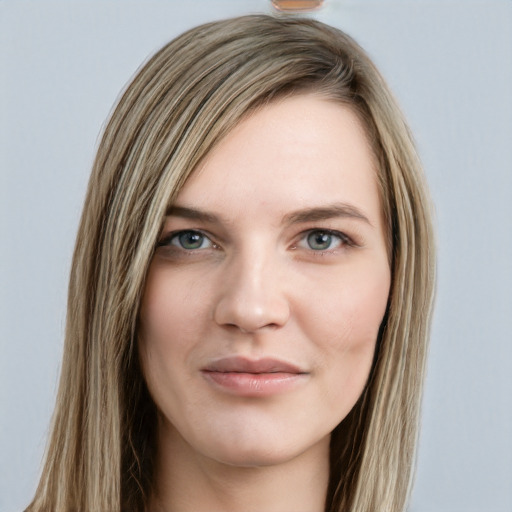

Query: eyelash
[
  {"left": 157, "top": 230, "right": 218, "bottom": 251},
  {"left": 157, "top": 229, "right": 354, "bottom": 253},
  {"left": 295, "top": 229, "right": 353, "bottom": 252}
]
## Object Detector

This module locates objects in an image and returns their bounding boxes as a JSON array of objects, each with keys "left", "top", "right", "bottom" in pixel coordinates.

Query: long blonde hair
[{"left": 27, "top": 14, "right": 435, "bottom": 512}]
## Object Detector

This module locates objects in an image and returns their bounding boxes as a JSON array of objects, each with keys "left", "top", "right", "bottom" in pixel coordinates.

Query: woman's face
[{"left": 139, "top": 94, "right": 391, "bottom": 468}]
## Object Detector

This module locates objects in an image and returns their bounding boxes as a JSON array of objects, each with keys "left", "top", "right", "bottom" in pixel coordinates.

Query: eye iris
[
  {"left": 307, "top": 231, "right": 332, "bottom": 250},
  {"left": 179, "top": 232, "right": 204, "bottom": 249}
]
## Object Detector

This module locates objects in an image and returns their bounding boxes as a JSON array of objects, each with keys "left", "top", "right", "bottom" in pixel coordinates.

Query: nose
[{"left": 213, "top": 248, "right": 290, "bottom": 333}]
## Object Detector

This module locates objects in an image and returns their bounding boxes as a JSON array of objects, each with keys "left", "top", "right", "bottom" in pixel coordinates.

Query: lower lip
[{"left": 201, "top": 371, "right": 307, "bottom": 397}]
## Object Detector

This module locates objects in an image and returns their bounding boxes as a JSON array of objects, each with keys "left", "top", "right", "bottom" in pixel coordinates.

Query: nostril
[
  {"left": 212, "top": 256, "right": 291, "bottom": 332},
  {"left": 213, "top": 293, "right": 290, "bottom": 333}
]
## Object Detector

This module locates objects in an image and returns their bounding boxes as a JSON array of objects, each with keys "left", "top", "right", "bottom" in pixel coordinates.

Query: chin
[
  {"left": 197, "top": 429, "right": 331, "bottom": 469},
  {"left": 213, "top": 446, "right": 304, "bottom": 468}
]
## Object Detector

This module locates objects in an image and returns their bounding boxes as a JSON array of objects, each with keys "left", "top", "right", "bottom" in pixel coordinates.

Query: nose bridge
[{"left": 213, "top": 241, "right": 290, "bottom": 332}]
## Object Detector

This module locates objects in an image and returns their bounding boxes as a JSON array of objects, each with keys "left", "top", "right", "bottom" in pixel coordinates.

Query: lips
[
  {"left": 201, "top": 356, "right": 308, "bottom": 397},
  {"left": 203, "top": 356, "right": 305, "bottom": 374}
]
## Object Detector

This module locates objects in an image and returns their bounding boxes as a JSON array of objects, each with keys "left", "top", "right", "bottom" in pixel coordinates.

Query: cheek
[
  {"left": 137, "top": 266, "right": 208, "bottom": 398},
  {"left": 139, "top": 265, "right": 211, "bottom": 351},
  {"left": 301, "top": 263, "right": 390, "bottom": 348},
  {"left": 298, "top": 263, "right": 390, "bottom": 406}
]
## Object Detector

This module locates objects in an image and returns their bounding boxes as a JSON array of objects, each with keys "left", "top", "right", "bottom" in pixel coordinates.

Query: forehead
[{"left": 174, "top": 94, "right": 381, "bottom": 228}]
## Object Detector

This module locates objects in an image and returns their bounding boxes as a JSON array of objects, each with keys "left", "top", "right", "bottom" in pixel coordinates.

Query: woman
[{"left": 27, "top": 14, "right": 435, "bottom": 512}]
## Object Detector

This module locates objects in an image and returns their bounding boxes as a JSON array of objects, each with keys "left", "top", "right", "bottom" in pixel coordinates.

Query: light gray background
[{"left": 1, "top": 1, "right": 511, "bottom": 511}]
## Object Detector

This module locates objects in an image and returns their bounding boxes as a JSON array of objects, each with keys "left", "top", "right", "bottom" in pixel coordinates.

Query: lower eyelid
[
  {"left": 298, "top": 230, "right": 352, "bottom": 250},
  {"left": 175, "top": 234, "right": 210, "bottom": 249},
  {"left": 157, "top": 230, "right": 212, "bottom": 248}
]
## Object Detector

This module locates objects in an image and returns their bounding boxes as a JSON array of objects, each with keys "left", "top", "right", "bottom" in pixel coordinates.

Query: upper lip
[{"left": 203, "top": 356, "right": 306, "bottom": 374}]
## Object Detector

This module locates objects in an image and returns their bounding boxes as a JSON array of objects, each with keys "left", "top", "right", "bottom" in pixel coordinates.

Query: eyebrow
[
  {"left": 282, "top": 203, "right": 373, "bottom": 227},
  {"left": 165, "top": 206, "right": 220, "bottom": 223},
  {"left": 167, "top": 203, "right": 372, "bottom": 227}
]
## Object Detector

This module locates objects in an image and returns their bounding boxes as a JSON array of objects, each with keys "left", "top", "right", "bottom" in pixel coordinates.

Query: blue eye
[
  {"left": 303, "top": 230, "right": 346, "bottom": 251},
  {"left": 165, "top": 230, "right": 213, "bottom": 250}
]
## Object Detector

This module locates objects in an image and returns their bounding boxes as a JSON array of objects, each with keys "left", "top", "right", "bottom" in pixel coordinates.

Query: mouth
[
  {"left": 203, "top": 356, "right": 306, "bottom": 374},
  {"left": 201, "top": 356, "right": 309, "bottom": 397}
]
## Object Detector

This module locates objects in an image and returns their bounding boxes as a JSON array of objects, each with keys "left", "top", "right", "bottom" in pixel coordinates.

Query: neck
[{"left": 152, "top": 420, "right": 330, "bottom": 512}]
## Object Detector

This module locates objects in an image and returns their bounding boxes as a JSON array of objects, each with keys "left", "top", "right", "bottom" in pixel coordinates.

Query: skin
[{"left": 139, "top": 94, "right": 391, "bottom": 512}]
